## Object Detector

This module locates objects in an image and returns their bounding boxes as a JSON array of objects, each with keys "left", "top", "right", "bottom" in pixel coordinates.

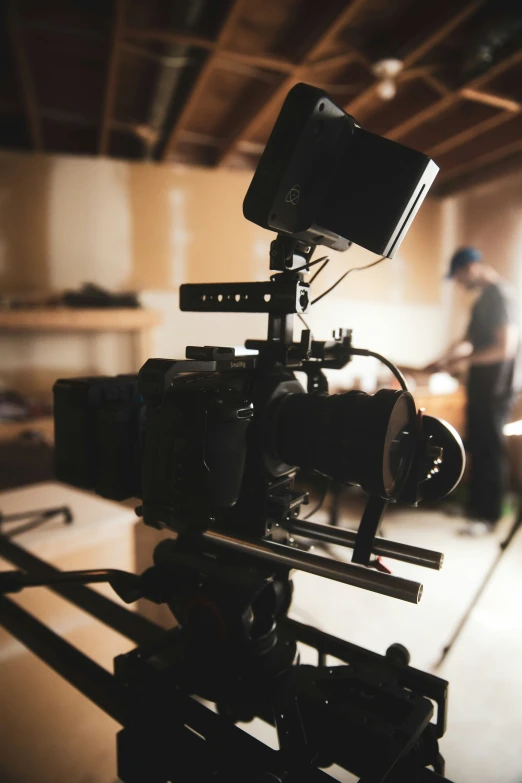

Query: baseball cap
[{"left": 446, "top": 246, "right": 483, "bottom": 278}]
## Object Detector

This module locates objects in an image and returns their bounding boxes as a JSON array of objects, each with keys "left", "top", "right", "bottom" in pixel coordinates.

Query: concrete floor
[{"left": 277, "top": 500, "right": 522, "bottom": 783}]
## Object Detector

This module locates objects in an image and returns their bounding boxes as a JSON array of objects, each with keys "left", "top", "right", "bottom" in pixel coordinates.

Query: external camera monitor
[{"left": 243, "top": 82, "right": 438, "bottom": 258}]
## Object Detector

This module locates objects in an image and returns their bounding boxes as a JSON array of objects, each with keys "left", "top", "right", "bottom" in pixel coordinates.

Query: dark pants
[{"left": 466, "top": 395, "right": 513, "bottom": 523}]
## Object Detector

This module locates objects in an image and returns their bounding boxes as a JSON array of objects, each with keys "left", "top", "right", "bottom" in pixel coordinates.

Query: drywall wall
[
  {"left": 0, "top": 150, "right": 453, "bottom": 397},
  {"left": 452, "top": 170, "right": 522, "bottom": 303}
]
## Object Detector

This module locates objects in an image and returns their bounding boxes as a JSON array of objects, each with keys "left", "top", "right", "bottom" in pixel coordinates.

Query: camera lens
[{"left": 273, "top": 388, "right": 416, "bottom": 499}]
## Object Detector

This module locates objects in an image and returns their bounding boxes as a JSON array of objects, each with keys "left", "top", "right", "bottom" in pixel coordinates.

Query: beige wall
[
  {"left": 0, "top": 149, "right": 460, "bottom": 397},
  {"left": 0, "top": 149, "right": 445, "bottom": 297},
  {"left": 452, "top": 171, "right": 522, "bottom": 298},
  {"left": 442, "top": 170, "right": 522, "bottom": 348}
]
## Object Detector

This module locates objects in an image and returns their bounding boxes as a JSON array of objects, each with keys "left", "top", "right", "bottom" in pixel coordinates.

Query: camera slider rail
[{"left": 0, "top": 535, "right": 453, "bottom": 783}]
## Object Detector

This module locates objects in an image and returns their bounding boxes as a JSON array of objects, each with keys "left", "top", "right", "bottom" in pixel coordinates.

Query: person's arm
[
  {"left": 423, "top": 336, "right": 472, "bottom": 373},
  {"left": 465, "top": 324, "right": 518, "bottom": 366}
]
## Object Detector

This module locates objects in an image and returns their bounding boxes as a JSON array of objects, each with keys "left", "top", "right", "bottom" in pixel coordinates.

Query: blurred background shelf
[
  {"left": 0, "top": 416, "right": 54, "bottom": 442},
  {"left": 0, "top": 307, "right": 160, "bottom": 332},
  {"left": 0, "top": 308, "right": 162, "bottom": 446},
  {"left": 0, "top": 307, "right": 161, "bottom": 372}
]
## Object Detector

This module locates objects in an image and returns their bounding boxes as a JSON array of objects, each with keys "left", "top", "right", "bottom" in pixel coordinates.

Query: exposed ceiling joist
[
  {"left": 403, "top": 0, "right": 485, "bottom": 66},
  {"left": 3, "top": 0, "right": 522, "bottom": 193},
  {"left": 346, "top": 0, "right": 485, "bottom": 116},
  {"left": 423, "top": 74, "right": 451, "bottom": 97},
  {"left": 307, "top": 51, "right": 371, "bottom": 73},
  {"left": 427, "top": 109, "right": 517, "bottom": 157},
  {"left": 387, "top": 49, "right": 522, "bottom": 141},
  {"left": 99, "top": 0, "right": 125, "bottom": 155},
  {"left": 125, "top": 27, "right": 215, "bottom": 50},
  {"left": 215, "top": 50, "right": 295, "bottom": 74},
  {"left": 6, "top": 0, "right": 43, "bottom": 150},
  {"left": 459, "top": 88, "right": 521, "bottom": 113},
  {"left": 437, "top": 150, "right": 522, "bottom": 195},
  {"left": 161, "top": 0, "right": 253, "bottom": 161},
  {"left": 215, "top": 0, "right": 371, "bottom": 167},
  {"left": 125, "top": 27, "right": 295, "bottom": 74},
  {"left": 435, "top": 138, "right": 522, "bottom": 194}
]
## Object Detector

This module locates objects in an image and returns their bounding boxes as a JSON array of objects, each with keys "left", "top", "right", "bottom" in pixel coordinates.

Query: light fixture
[{"left": 372, "top": 58, "right": 404, "bottom": 101}]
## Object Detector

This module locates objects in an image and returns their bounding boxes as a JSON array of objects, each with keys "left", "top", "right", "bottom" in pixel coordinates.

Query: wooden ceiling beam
[
  {"left": 125, "top": 27, "right": 215, "bottom": 50},
  {"left": 403, "top": 0, "right": 485, "bottom": 67},
  {"left": 219, "top": 49, "right": 295, "bottom": 74},
  {"left": 434, "top": 149, "right": 522, "bottom": 195},
  {"left": 306, "top": 49, "right": 371, "bottom": 73},
  {"left": 346, "top": 0, "right": 484, "bottom": 117},
  {"left": 99, "top": 0, "right": 125, "bottom": 155},
  {"left": 386, "top": 93, "right": 455, "bottom": 141},
  {"left": 459, "top": 87, "right": 521, "bottom": 113},
  {"left": 161, "top": 0, "right": 253, "bottom": 161},
  {"left": 427, "top": 109, "right": 516, "bottom": 157},
  {"left": 6, "top": 0, "right": 43, "bottom": 150},
  {"left": 215, "top": 0, "right": 372, "bottom": 167},
  {"left": 386, "top": 49, "right": 522, "bottom": 142},
  {"left": 214, "top": 77, "right": 298, "bottom": 165},
  {"left": 435, "top": 138, "right": 522, "bottom": 194},
  {"left": 422, "top": 73, "right": 451, "bottom": 97},
  {"left": 125, "top": 28, "right": 295, "bottom": 74}
]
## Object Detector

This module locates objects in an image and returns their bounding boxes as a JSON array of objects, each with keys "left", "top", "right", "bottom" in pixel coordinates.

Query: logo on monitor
[{"left": 285, "top": 184, "right": 300, "bottom": 206}]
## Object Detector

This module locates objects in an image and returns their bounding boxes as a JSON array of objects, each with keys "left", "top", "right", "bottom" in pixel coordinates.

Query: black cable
[
  {"left": 303, "top": 479, "right": 332, "bottom": 520},
  {"left": 297, "top": 313, "right": 311, "bottom": 332},
  {"left": 291, "top": 255, "right": 329, "bottom": 275},
  {"left": 350, "top": 348, "right": 409, "bottom": 392},
  {"left": 311, "top": 255, "right": 386, "bottom": 305},
  {"left": 309, "top": 258, "right": 330, "bottom": 284}
]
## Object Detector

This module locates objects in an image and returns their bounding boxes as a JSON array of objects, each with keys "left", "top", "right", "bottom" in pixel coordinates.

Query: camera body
[
  {"left": 54, "top": 333, "right": 447, "bottom": 541},
  {"left": 54, "top": 351, "right": 306, "bottom": 535}
]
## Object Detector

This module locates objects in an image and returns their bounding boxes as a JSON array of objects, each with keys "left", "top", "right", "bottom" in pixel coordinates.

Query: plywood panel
[
  {"left": 128, "top": 162, "right": 270, "bottom": 288},
  {"left": 0, "top": 152, "right": 52, "bottom": 291}
]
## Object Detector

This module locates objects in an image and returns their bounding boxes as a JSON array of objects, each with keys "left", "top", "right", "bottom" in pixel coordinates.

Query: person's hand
[
  {"left": 423, "top": 359, "right": 447, "bottom": 373},
  {"left": 444, "top": 356, "right": 466, "bottom": 375}
]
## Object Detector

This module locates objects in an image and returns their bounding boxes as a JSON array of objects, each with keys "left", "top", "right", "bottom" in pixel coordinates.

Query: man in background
[{"left": 426, "top": 247, "right": 519, "bottom": 534}]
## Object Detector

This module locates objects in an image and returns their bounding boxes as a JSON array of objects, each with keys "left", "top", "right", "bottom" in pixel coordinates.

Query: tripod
[
  {"left": 0, "top": 531, "right": 452, "bottom": 783},
  {"left": 435, "top": 500, "right": 522, "bottom": 669},
  {"left": 0, "top": 504, "right": 72, "bottom": 537}
]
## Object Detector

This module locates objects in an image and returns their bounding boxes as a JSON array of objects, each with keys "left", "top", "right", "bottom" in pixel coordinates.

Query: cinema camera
[{"left": 0, "top": 84, "right": 464, "bottom": 782}]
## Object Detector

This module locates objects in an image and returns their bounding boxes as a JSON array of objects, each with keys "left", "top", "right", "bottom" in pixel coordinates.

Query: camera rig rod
[
  {"left": 202, "top": 530, "right": 422, "bottom": 604},
  {"left": 283, "top": 518, "right": 444, "bottom": 570}
]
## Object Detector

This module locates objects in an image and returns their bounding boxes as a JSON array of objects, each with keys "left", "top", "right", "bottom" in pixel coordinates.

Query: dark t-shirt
[{"left": 466, "top": 281, "right": 518, "bottom": 403}]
